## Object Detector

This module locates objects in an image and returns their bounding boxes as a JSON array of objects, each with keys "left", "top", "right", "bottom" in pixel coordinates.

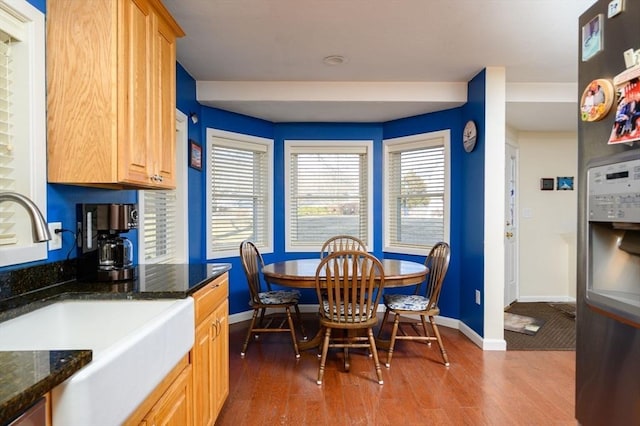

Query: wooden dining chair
[
  {"left": 315, "top": 250, "right": 385, "bottom": 385},
  {"left": 239, "top": 240, "right": 307, "bottom": 359},
  {"left": 376, "top": 241, "right": 451, "bottom": 367},
  {"left": 320, "top": 235, "right": 367, "bottom": 258}
]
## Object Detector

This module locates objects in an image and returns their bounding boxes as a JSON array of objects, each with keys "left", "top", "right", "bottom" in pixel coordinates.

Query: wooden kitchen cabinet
[
  {"left": 123, "top": 356, "right": 193, "bottom": 426},
  {"left": 46, "top": 0, "right": 184, "bottom": 189},
  {"left": 192, "top": 273, "right": 229, "bottom": 425}
]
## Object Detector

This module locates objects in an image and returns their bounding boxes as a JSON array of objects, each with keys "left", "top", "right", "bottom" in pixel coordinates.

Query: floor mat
[
  {"left": 504, "top": 302, "right": 576, "bottom": 351},
  {"left": 504, "top": 312, "right": 545, "bottom": 335}
]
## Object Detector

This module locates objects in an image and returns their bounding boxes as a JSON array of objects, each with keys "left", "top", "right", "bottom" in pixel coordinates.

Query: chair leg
[
  {"left": 429, "top": 316, "right": 450, "bottom": 367},
  {"left": 241, "top": 309, "right": 259, "bottom": 357},
  {"left": 385, "top": 312, "right": 400, "bottom": 368},
  {"left": 317, "top": 327, "right": 332, "bottom": 385},
  {"left": 293, "top": 304, "right": 307, "bottom": 340},
  {"left": 420, "top": 314, "right": 432, "bottom": 345},
  {"left": 285, "top": 307, "right": 301, "bottom": 359},
  {"left": 367, "top": 328, "right": 384, "bottom": 385}
]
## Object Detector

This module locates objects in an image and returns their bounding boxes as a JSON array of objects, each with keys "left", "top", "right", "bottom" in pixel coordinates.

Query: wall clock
[{"left": 463, "top": 120, "right": 477, "bottom": 153}]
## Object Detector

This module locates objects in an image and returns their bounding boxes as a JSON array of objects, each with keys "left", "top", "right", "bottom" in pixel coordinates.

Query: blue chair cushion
[
  {"left": 384, "top": 294, "right": 429, "bottom": 311},
  {"left": 257, "top": 289, "right": 301, "bottom": 305}
]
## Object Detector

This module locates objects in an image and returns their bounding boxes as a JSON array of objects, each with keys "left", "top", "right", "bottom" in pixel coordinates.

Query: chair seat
[
  {"left": 257, "top": 289, "right": 301, "bottom": 305},
  {"left": 384, "top": 294, "right": 430, "bottom": 311},
  {"left": 321, "top": 299, "right": 374, "bottom": 322}
]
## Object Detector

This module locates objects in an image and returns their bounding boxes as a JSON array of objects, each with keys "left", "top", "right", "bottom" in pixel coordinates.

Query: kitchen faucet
[{"left": 0, "top": 191, "right": 52, "bottom": 242}]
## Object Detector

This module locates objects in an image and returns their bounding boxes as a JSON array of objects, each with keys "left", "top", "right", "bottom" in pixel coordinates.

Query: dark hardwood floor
[{"left": 215, "top": 315, "right": 576, "bottom": 425}]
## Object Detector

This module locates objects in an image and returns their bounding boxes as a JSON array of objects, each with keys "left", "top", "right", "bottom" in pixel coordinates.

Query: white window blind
[
  {"left": 208, "top": 136, "right": 270, "bottom": 255},
  {"left": 141, "top": 190, "right": 177, "bottom": 263},
  {"left": 385, "top": 132, "right": 449, "bottom": 253},
  {"left": 286, "top": 142, "right": 371, "bottom": 251},
  {"left": 0, "top": 35, "right": 15, "bottom": 245}
]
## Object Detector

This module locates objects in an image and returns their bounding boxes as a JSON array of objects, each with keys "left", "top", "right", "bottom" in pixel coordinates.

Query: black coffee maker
[{"left": 77, "top": 203, "right": 138, "bottom": 281}]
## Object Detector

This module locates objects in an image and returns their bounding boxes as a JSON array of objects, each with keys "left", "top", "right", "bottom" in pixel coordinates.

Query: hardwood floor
[{"left": 215, "top": 315, "right": 576, "bottom": 426}]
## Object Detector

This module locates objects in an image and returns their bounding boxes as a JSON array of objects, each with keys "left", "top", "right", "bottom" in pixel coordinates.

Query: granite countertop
[
  {"left": 0, "top": 262, "right": 231, "bottom": 425},
  {"left": 0, "top": 350, "right": 92, "bottom": 425}
]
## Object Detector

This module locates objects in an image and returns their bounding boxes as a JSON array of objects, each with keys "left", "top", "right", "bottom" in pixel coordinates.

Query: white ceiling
[{"left": 163, "top": 0, "right": 596, "bottom": 132}]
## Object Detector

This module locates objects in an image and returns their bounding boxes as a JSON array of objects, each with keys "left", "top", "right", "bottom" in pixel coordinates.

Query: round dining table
[
  {"left": 262, "top": 258, "right": 428, "bottom": 289},
  {"left": 262, "top": 257, "right": 428, "bottom": 353}
]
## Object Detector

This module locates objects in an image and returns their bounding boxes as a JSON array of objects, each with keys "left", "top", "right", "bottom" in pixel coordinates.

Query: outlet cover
[
  {"left": 475, "top": 290, "right": 481, "bottom": 305},
  {"left": 48, "top": 222, "right": 62, "bottom": 250}
]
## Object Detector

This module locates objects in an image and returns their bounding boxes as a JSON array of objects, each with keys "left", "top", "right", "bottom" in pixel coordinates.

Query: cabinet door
[
  {"left": 145, "top": 363, "right": 193, "bottom": 426},
  {"left": 153, "top": 16, "right": 177, "bottom": 188},
  {"left": 121, "top": 0, "right": 154, "bottom": 185},
  {"left": 192, "top": 312, "right": 215, "bottom": 426},
  {"left": 212, "top": 299, "right": 229, "bottom": 418}
]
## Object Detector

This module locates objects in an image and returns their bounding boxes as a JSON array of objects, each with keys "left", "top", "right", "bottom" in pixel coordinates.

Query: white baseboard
[
  {"left": 517, "top": 296, "right": 577, "bottom": 303},
  {"left": 229, "top": 304, "right": 504, "bottom": 351}
]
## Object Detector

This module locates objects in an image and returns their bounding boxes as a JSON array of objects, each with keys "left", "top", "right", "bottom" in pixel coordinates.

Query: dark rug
[{"left": 504, "top": 302, "right": 576, "bottom": 351}]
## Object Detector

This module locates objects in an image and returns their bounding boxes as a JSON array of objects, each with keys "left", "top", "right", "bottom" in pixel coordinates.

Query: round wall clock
[{"left": 463, "top": 120, "right": 477, "bottom": 153}]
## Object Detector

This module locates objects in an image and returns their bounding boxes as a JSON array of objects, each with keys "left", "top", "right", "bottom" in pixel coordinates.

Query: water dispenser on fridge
[{"left": 586, "top": 150, "right": 640, "bottom": 327}]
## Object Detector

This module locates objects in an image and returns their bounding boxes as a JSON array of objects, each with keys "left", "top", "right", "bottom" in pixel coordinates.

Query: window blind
[
  {"left": 209, "top": 138, "right": 269, "bottom": 252},
  {"left": 387, "top": 143, "right": 445, "bottom": 249},
  {"left": 142, "top": 189, "right": 177, "bottom": 263},
  {"left": 0, "top": 35, "right": 15, "bottom": 245},
  {"left": 288, "top": 150, "right": 368, "bottom": 248}
]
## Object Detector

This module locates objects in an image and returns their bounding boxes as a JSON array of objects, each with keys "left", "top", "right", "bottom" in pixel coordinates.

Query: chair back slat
[
  {"left": 423, "top": 242, "right": 451, "bottom": 311},
  {"left": 320, "top": 235, "right": 366, "bottom": 258},
  {"left": 316, "top": 250, "right": 384, "bottom": 325},
  {"left": 239, "top": 240, "right": 267, "bottom": 304}
]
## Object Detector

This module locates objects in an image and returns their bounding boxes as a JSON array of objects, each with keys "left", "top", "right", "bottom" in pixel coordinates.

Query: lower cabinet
[
  {"left": 192, "top": 273, "right": 229, "bottom": 425},
  {"left": 124, "top": 356, "right": 192, "bottom": 426}
]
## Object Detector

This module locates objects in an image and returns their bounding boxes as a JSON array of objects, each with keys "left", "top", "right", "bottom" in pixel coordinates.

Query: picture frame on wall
[
  {"left": 189, "top": 140, "right": 202, "bottom": 171},
  {"left": 582, "top": 14, "right": 603, "bottom": 62},
  {"left": 557, "top": 176, "right": 574, "bottom": 190}
]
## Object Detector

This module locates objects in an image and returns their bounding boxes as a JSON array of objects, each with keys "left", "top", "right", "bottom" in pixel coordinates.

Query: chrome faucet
[{"left": 0, "top": 192, "right": 52, "bottom": 242}]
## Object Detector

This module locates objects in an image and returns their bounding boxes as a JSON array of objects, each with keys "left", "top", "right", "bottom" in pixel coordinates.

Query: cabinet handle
[{"left": 211, "top": 321, "right": 218, "bottom": 341}]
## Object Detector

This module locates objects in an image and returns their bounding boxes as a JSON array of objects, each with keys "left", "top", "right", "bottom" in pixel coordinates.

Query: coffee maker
[{"left": 77, "top": 203, "right": 138, "bottom": 281}]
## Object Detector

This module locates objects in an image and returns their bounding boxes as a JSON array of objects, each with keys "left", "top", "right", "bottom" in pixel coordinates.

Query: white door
[{"left": 504, "top": 143, "right": 518, "bottom": 307}]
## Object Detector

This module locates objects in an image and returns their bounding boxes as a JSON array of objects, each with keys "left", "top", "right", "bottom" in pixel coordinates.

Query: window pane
[
  {"left": 288, "top": 149, "right": 369, "bottom": 248},
  {"left": 387, "top": 142, "right": 445, "bottom": 250},
  {"left": 209, "top": 140, "right": 269, "bottom": 252}
]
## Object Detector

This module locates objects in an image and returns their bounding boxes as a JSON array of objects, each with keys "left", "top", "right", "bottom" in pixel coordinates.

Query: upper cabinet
[{"left": 46, "top": 0, "right": 184, "bottom": 189}]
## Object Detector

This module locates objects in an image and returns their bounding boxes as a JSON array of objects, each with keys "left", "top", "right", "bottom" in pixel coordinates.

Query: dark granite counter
[
  {"left": 0, "top": 350, "right": 92, "bottom": 425},
  {"left": 0, "top": 262, "right": 231, "bottom": 425}
]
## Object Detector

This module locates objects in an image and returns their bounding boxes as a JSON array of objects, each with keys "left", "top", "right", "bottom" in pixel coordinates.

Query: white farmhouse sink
[{"left": 0, "top": 298, "right": 194, "bottom": 426}]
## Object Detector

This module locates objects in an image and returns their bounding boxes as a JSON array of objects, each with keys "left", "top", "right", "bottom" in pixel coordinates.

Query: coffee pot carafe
[{"left": 98, "top": 236, "right": 133, "bottom": 270}]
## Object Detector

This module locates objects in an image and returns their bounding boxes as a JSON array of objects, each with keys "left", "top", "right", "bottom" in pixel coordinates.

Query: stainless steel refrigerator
[{"left": 577, "top": 1, "right": 640, "bottom": 425}]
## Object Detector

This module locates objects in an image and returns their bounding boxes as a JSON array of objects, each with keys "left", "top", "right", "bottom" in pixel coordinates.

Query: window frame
[
  {"left": 206, "top": 128, "right": 274, "bottom": 259},
  {"left": 0, "top": 0, "right": 46, "bottom": 267},
  {"left": 284, "top": 140, "right": 374, "bottom": 253},
  {"left": 383, "top": 130, "right": 451, "bottom": 255}
]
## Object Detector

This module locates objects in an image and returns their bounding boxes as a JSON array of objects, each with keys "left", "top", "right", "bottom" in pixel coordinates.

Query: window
[
  {"left": 138, "top": 111, "right": 189, "bottom": 265},
  {"left": 383, "top": 130, "right": 450, "bottom": 255},
  {"left": 285, "top": 141, "right": 373, "bottom": 252},
  {"left": 0, "top": 0, "right": 46, "bottom": 267},
  {"left": 206, "top": 128, "right": 273, "bottom": 258}
]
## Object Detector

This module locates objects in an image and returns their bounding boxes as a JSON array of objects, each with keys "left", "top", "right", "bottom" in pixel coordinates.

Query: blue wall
[{"left": 459, "top": 70, "right": 487, "bottom": 336}]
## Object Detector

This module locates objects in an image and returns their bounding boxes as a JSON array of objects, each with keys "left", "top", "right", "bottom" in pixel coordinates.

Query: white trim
[
  {"left": 205, "top": 127, "right": 274, "bottom": 259},
  {"left": 483, "top": 67, "right": 507, "bottom": 343},
  {"left": 517, "top": 296, "right": 577, "bottom": 303},
  {"left": 0, "top": 0, "right": 46, "bottom": 267},
  {"left": 382, "top": 129, "right": 451, "bottom": 255},
  {"left": 175, "top": 110, "right": 189, "bottom": 262},
  {"left": 283, "top": 139, "right": 374, "bottom": 252}
]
